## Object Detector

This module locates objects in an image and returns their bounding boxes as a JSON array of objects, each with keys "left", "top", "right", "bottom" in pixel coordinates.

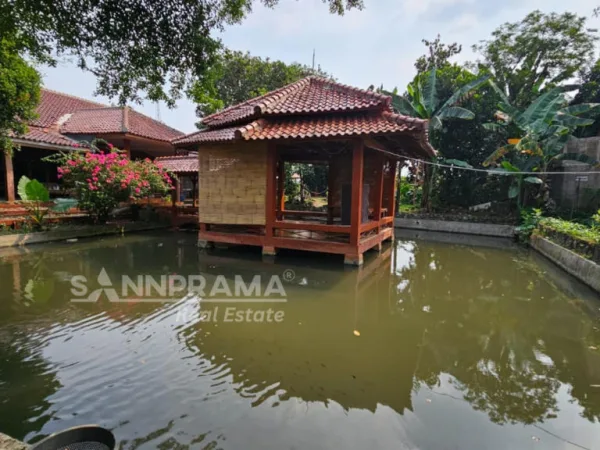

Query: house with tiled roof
[
  {"left": 1, "top": 89, "right": 183, "bottom": 201},
  {"left": 173, "top": 76, "right": 435, "bottom": 265}
]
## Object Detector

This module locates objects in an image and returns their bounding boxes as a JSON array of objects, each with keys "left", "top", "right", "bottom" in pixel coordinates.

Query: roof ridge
[
  {"left": 127, "top": 108, "right": 184, "bottom": 135},
  {"left": 202, "top": 77, "right": 312, "bottom": 126},
  {"left": 382, "top": 111, "right": 428, "bottom": 130},
  {"left": 41, "top": 88, "right": 108, "bottom": 107},
  {"left": 309, "top": 77, "right": 391, "bottom": 104}
]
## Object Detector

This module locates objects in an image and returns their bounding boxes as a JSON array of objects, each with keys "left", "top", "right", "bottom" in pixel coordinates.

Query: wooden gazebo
[{"left": 173, "top": 77, "right": 435, "bottom": 265}]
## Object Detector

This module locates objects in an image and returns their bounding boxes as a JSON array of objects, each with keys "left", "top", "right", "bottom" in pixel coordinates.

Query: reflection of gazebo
[
  {"left": 173, "top": 77, "right": 435, "bottom": 265},
  {"left": 155, "top": 153, "right": 199, "bottom": 206},
  {"left": 185, "top": 245, "right": 420, "bottom": 415}
]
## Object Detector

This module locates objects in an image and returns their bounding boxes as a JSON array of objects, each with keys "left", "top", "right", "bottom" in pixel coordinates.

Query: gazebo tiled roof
[
  {"left": 173, "top": 76, "right": 435, "bottom": 158},
  {"left": 155, "top": 153, "right": 198, "bottom": 173}
]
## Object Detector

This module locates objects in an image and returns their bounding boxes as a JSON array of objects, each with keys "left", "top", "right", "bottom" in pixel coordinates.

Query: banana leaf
[
  {"left": 421, "top": 68, "right": 438, "bottom": 116},
  {"left": 437, "top": 106, "right": 475, "bottom": 120},
  {"left": 483, "top": 145, "right": 513, "bottom": 167},
  {"left": 440, "top": 74, "right": 491, "bottom": 110}
]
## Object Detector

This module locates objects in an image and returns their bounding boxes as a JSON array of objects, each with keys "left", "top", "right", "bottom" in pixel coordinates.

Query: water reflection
[{"left": 0, "top": 232, "right": 599, "bottom": 449}]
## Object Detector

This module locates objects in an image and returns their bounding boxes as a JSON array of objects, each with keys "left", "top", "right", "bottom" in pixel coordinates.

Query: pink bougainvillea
[{"left": 57, "top": 149, "right": 174, "bottom": 222}]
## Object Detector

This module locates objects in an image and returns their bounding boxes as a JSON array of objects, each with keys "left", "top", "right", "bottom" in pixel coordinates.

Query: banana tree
[
  {"left": 389, "top": 68, "right": 490, "bottom": 210},
  {"left": 483, "top": 83, "right": 600, "bottom": 208}
]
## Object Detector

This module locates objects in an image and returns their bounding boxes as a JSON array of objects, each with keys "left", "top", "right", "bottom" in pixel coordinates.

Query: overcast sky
[{"left": 40, "top": 0, "right": 600, "bottom": 134}]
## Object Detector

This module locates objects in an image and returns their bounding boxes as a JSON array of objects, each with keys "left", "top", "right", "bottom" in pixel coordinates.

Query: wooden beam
[
  {"left": 280, "top": 210, "right": 328, "bottom": 217},
  {"left": 265, "top": 143, "right": 277, "bottom": 245},
  {"left": 274, "top": 220, "right": 351, "bottom": 234},
  {"left": 200, "top": 230, "right": 264, "bottom": 247},
  {"left": 363, "top": 137, "right": 391, "bottom": 154},
  {"left": 271, "top": 236, "right": 351, "bottom": 255},
  {"left": 350, "top": 139, "right": 364, "bottom": 247},
  {"left": 3, "top": 152, "right": 15, "bottom": 202},
  {"left": 359, "top": 228, "right": 393, "bottom": 253}
]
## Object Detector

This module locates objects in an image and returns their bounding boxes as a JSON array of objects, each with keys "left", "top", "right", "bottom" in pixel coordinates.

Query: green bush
[
  {"left": 539, "top": 217, "right": 600, "bottom": 244},
  {"left": 593, "top": 210, "right": 600, "bottom": 231}
]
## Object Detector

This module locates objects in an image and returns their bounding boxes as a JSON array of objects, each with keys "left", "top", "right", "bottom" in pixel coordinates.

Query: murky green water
[{"left": 1, "top": 230, "right": 600, "bottom": 449}]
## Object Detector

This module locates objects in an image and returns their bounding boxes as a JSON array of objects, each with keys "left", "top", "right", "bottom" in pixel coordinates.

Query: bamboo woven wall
[{"left": 198, "top": 143, "right": 267, "bottom": 225}]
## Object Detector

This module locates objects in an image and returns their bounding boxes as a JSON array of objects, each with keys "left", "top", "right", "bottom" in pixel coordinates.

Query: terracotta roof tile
[
  {"left": 175, "top": 113, "right": 427, "bottom": 144},
  {"left": 155, "top": 153, "right": 198, "bottom": 173},
  {"left": 14, "top": 126, "right": 86, "bottom": 149},
  {"left": 172, "top": 127, "right": 239, "bottom": 145},
  {"left": 200, "top": 77, "right": 390, "bottom": 128},
  {"left": 32, "top": 89, "right": 106, "bottom": 128},
  {"left": 60, "top": 107, "right": 184, "bottom": 142}
]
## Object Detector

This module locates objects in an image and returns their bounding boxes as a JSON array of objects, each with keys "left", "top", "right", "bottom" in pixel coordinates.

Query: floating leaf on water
[{"left": 353, "top": 330, "right": 361, "bottom": 337}]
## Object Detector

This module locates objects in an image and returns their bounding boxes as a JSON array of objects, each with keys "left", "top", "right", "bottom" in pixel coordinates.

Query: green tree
[
  {"left": 483, "top": 84, "right": 600, "bottom": 209},
  {"left": 191, "top": 50, "right": 333, "bottom": 118},
  {"left": 0, "top": 38, "right": 41, "bottom": 154},
  {"left": 390, "top": 67, "right": 490, "bottom": 210},
  {"left": 571, "top": 59, "right": 600, "bottom": 137},
  {"left": 473, "top": 10, "right": 597, "bottom": 108},
  {"left": 0, "top": 0, "right": 359, "bottom": 106},
  {"left": 415, "top": 34, "right": 462, "bottom": 74}
]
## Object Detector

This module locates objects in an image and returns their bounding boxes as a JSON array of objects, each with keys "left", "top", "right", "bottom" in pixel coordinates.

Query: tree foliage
[
  {"left": 482, "top": 84, "right": 600, "bottom": 208},
  {"left": 0, "top": 38, "right": 41, "bottom": 154},
  {"left": 415, "top": 34, "right": 462, "bottom": 74},
  {"left": 0, "top": 0, "right": 360, "bottom": 106},
  {"left": 390, "top": 67, "right": 490, "bottom": 144},
  {"left": 190, "top": 50, "right": 333, "bottom": 119},
  {"left": 571, "top": 59, "right": 600, "bottom": 137},
  {"left": 472, "top": 10, "right": 597, "bottom": 108}
]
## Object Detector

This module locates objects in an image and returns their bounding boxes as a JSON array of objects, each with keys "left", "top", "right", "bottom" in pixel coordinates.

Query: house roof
[
  {"left": 13, "top": 126, "right": 85, "bottom": 149},
  {"left": 17, "top": 88, "right": 183, "bottom": 150},
  {"left": 61, "top": 107, "right": 184, "bottom": 142},
  {"left": 200, "top": 77, "right": 390, "bottom": 128},
  {"left": 155, "top": 153, "right": 198, "bottom": 173},
  {"left": 173, "top": 76, "right": 435, "bottom": 159}
]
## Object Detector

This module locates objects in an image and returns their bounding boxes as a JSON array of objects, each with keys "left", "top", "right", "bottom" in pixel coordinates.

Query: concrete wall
[
  {"left": 394, "top": 217, "right": 515, "bottom": 238},
  {"left": 530, "top": 234, "right": 600, "bottom": 294},
  {"left": 551, "top": 138, "right": 600, "bottom": 211}
]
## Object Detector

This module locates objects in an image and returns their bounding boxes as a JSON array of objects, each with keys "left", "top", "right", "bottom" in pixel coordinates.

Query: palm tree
[{"left": 389, "top": 68, "right": 490, "bottom": 210}]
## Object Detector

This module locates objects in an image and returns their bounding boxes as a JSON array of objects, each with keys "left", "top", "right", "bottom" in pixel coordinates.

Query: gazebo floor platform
[{"left": 198, "top": 221, "right": 394, "bottom": 265}]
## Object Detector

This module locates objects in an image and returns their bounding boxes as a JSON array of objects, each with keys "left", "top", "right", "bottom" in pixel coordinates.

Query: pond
[{"left": 1, "top": 230, "right": 600, "bottom": 449}]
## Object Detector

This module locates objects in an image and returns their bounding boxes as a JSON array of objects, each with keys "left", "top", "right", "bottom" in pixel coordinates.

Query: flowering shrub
[{"left": 57, "top": 150, "right": 174, "bottom": 222}]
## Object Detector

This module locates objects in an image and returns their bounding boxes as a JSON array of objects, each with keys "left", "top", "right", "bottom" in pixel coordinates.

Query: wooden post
[
  {"left": 346, "top": 139, "right": 364, "bottom": 266},
  {"left": 192, "top": 175, "right": 198, "bottom": 207},
  {"left": 277, "top": 160, "right": 285, "bottom": 220},
  {"left": 327, "top": 159, "right": 335, "bottom": 225},
  {"left": 374, "top": 153, "right": 385, "bottom": 232},
  {"left": 3, "top": 152, "right": 15, "bottom": 202},
  {"left": 264, "top": 143, "right": 277, "bottom": 256},
  {"left": 387, "top": 159, "right": 398, "bottom": 218},
  {"left": 123, "top": 138, "right": 131, "bottom": 159}
]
